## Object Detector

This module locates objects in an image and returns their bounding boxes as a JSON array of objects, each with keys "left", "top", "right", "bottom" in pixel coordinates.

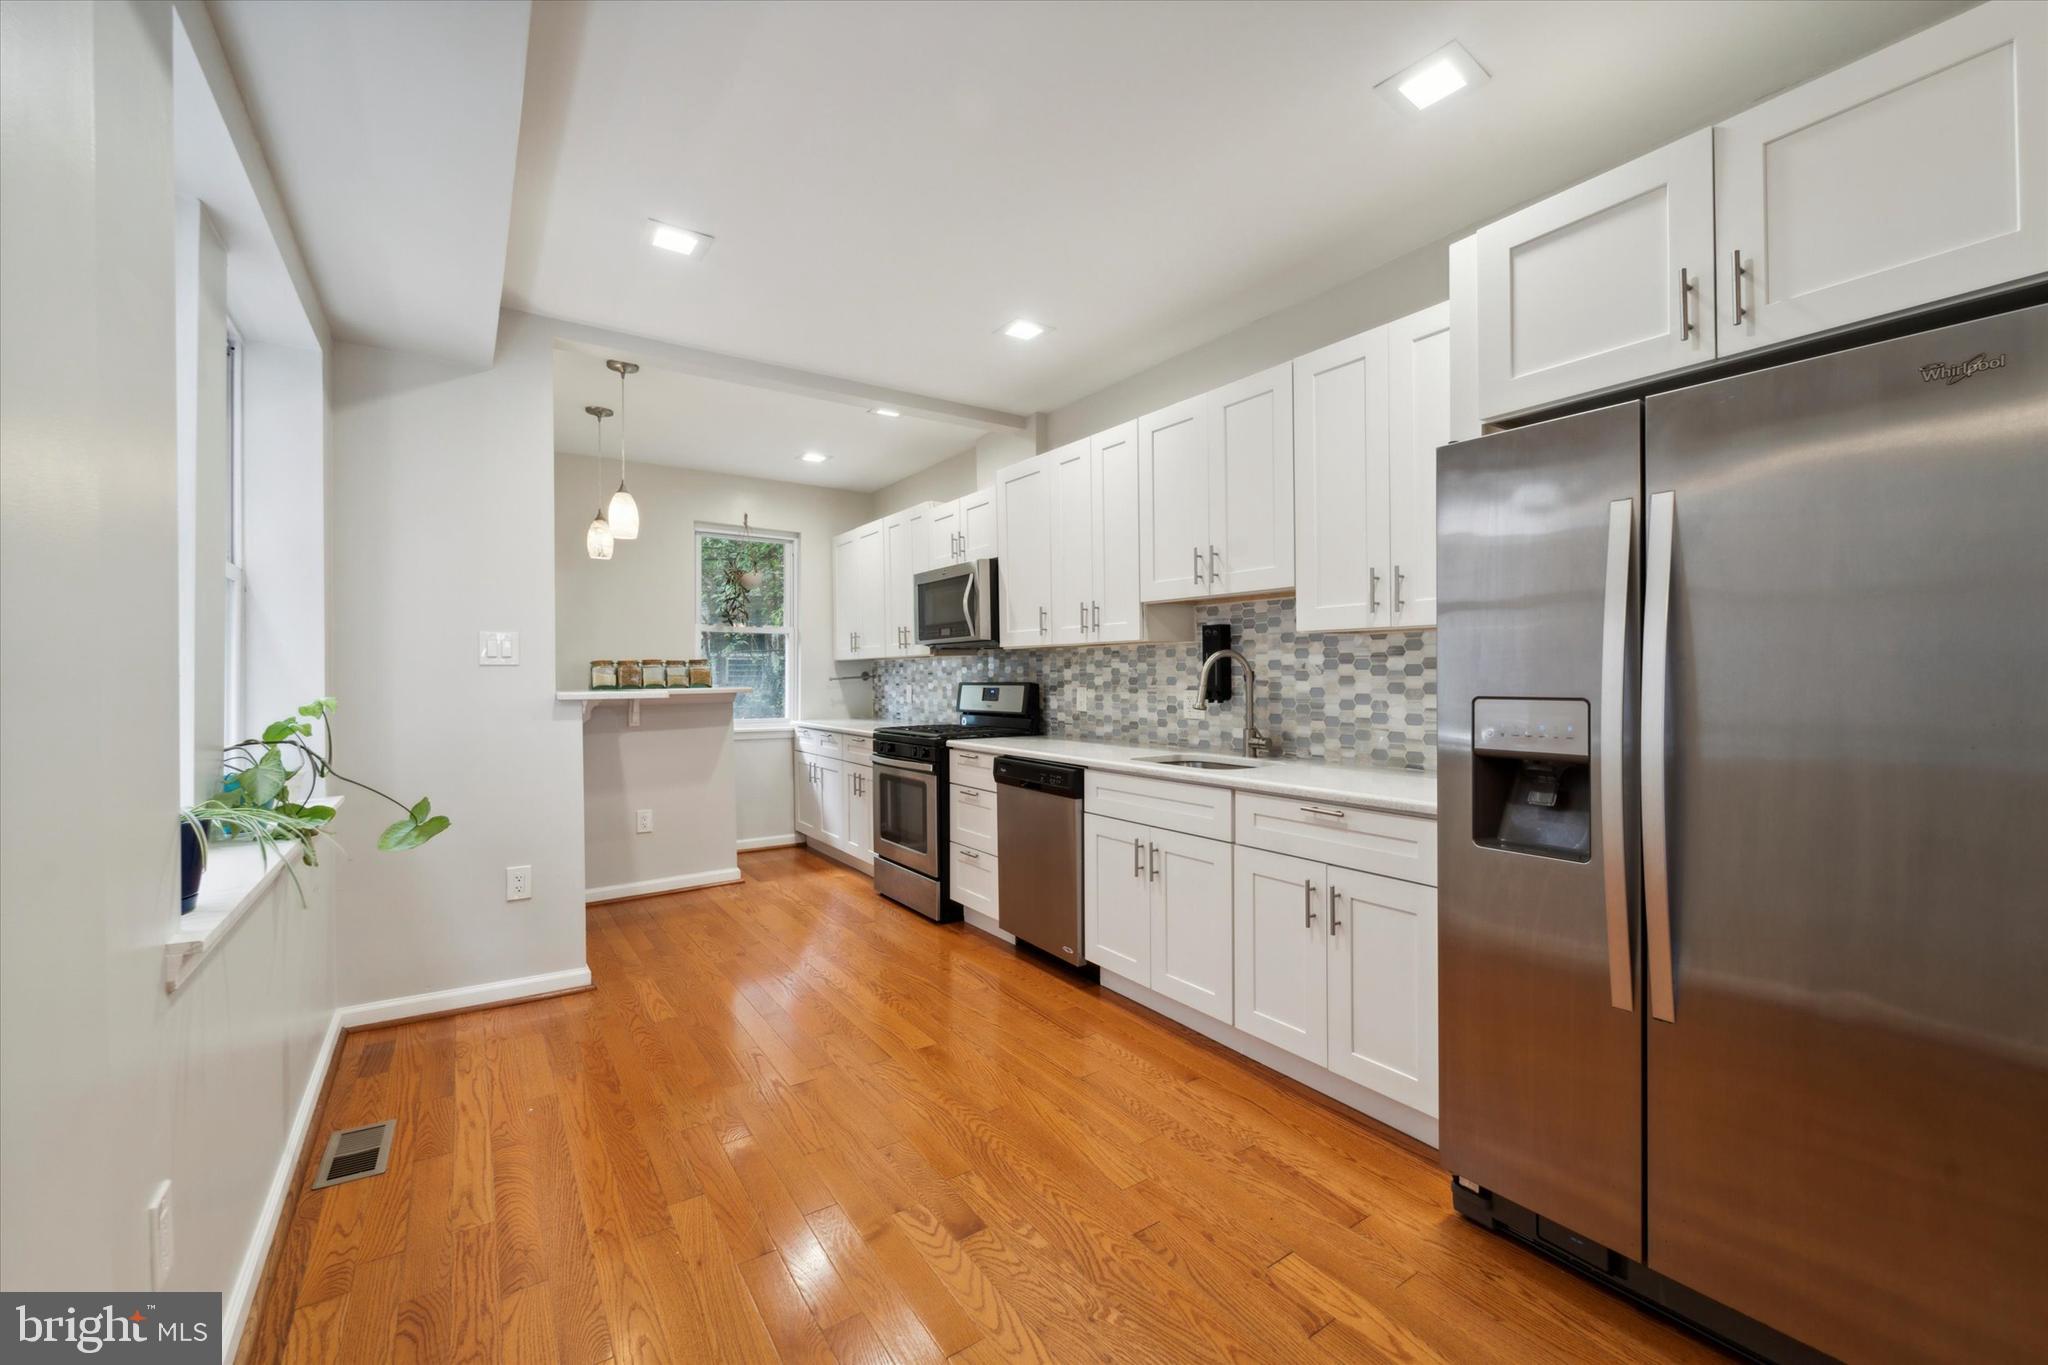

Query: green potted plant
[{"left": 179, "top": 697, "right": 449, "bottom": 912}]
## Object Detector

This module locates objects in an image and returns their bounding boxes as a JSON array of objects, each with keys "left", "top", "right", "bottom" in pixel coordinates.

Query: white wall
[
  {"left": 582, "top": 703, "right": 741, "bottom": 897},
  {"left": 735, "top": 732, "right": 798, "bottom": 846},
  {"left": 871, "top": 446, "right": 977, "bottom": 518},
  {"left": 1, "top": 2, "right": 336, "bottom": 1334},
  {"left": 1043, "top": 232, "right": 1458, "bottom": 447},
  {"left": 330, "top": 314, "right": 588, "bottom": 1005},
  {"left": 555, "top": 451, "right": 877, "bottom": 717}
]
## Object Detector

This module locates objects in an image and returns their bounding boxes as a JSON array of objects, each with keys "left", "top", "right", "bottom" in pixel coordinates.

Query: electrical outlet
[
  {"left": 635, "top": 809, "right": 654, "bottom": 834},
  {"left": 506, "top": 865, "right": 532, "bottom": 901},
  {"left": 147, "top": 1180, "right": 174, "bottom": 1289}
]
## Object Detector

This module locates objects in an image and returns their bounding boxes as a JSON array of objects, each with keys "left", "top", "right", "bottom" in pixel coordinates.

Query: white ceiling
[
  {"left": 208, "top": 0, "right": 531, "bottom": 367},
  {"left": 502, "top": 0, "right": 1966, "bottom": 415},
  {"left": 553, "top": 348, "right": 975, "bottom": 493}
]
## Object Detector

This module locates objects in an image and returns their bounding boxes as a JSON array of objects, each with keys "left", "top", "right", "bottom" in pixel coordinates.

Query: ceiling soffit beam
[
  {"left": 530, "top": 311, "right": 1030, "bottom": 433},
  {"left": 170, "top": 0, "right": 330, "bottom": 352}
]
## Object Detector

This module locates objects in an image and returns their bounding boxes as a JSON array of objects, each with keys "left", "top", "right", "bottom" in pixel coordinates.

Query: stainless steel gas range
[{"left": 869, "top": 682, "right": 1041, "bottom": 921}]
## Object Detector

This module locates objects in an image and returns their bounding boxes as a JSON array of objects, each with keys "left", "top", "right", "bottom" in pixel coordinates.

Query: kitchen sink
[{"left": 1138, "top": 755, "right": 1261, "bottom": 770}]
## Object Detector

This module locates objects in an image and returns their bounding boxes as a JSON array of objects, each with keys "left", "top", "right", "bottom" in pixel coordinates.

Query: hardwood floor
[{"left": 243, "top": 846, "right": 1725, "bottom": 1364}]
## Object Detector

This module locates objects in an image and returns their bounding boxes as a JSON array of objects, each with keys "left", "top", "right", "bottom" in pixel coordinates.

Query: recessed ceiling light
[
  {"left": 1376, "top": 40, "right": 1488, "bottom": 113},
  {"left": 649, "top": 220, "right": 714, "bottom": 257},
  {"left": 1002, "top": 319, "right": 1047, "bottom": 341},
  {"left": 800, "top": 451, "right": 831, "bottom": 464},
  {"left": 870, "top": 407, "right": 901, "bottom": 418}
]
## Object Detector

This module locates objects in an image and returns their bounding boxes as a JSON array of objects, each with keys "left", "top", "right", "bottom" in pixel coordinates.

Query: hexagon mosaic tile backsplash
[{"left": 873, "top": 597, "right": 1436, "bottom": 772}]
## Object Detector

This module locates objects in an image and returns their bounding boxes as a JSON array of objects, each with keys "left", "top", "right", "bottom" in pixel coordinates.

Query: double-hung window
[{"left": 696, "top": 524, "right": 797, "bottom": 725}]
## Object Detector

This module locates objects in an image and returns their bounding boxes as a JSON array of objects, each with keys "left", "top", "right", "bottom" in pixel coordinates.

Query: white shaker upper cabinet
[
  {"left": 831, "top": 531, "right": 861, "bottom": 658},
  {"left": 1477, "top": 129, "right": 1716, "bottom": 421},
  {"left": 1046, "top": 439, "right": 1095, "bottom": 646},
  {"left": 995, "top": 454, "right": 1052, "bottom": 647},
  {"left": 854, "top": 522, "right": 888, "bottom": 659},
  {"left": 1137, "top": 395, "right": 1211, "bottom": 602},
  {"left": 926, "top": 497, "right": 962, "bottom": 564},
  {"left": 958, "top": 486, "right": 999, "bottom": 560},
  {"left": 1207, "top": 362, "right": 1295, "bottom": 597},
  {"left": 884, "top": 503, "right": 931, "bottom": 657},
  {"left": 1387, "top": 301, "right": 1451, "bottom": 630},
  {"left": 1090, "top": 420, "right": 1146, "bottom": 643},
  {"left": 1715, "top": 0, "right": 2048, "bottom": 354},
  {"left": 1293, "top": 326, "right": 1391, "bottom": 633}
]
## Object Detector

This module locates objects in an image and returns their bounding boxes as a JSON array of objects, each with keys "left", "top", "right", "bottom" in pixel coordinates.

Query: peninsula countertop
[{"left": 945, "top": 734, "right": 1437, "bottom": 818}]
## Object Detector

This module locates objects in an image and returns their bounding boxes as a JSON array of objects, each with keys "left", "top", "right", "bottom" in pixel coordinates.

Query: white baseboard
[
  {"left": 221, "top": 1007, "right": 342, "bottom": 1363},
  {"left": 334, "top": 966, "right": 595, "bottom": 1030},
  {"left": 584, "top": 868, "right": 742, "bottom": 903},
  {"left": 738, "top": 833, "right": 802, "bottom": 851},
  {"left": 1098, "top": 969, "right": 1438, "bottom": 1149},
  {"left": 963, "top": 907, "right": 1015, "bottom": 944},
  {"left": 797, "top": 836, "right": 873, "bottom": 873}
]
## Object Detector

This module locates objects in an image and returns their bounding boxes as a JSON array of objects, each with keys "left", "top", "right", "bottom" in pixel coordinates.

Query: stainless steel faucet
[{"left": 1196, "top": 648, "right": 1270, "bottom": 758}]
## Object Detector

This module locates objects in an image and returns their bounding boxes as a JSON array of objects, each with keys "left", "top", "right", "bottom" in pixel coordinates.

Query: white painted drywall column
[
  {"left": 581, "top": 701, "right": 742, "bottom": 899},
  {"left": 329, "top": 313, "right": 587, "bottom": 1005}
]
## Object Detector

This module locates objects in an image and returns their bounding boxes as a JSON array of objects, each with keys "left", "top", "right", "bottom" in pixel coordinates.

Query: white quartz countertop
[
  {"left": 946, "top": 735, "right": 1437, "bottom": 817},
  {"left": 793, "top": 717, "right": 891, "bottom": 737}
]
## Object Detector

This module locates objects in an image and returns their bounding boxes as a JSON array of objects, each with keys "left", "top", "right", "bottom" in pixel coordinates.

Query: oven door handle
[{"left": 871, "top": 755, "right": 937, "bottom": 776}]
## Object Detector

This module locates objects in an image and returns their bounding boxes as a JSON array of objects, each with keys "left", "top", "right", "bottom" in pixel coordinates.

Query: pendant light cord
[{"left": 617, "top": 366, "right": 629, "bottom": 491}]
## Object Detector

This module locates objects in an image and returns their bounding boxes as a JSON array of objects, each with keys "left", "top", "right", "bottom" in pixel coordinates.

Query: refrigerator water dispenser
[{"left": 1471, "top": 698, "right": 1592, "bottom": 862}]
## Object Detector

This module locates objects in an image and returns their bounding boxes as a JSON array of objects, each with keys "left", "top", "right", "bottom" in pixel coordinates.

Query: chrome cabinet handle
[
  {"left": 1679, "top": 267, "right": 1696, "bottom": 340},
  {"left": 1304, "top": 879, "right": 1317, "bottom": 928},
  {"left": 1369, "top": 567, "right": 1381, "bottom": 614},
  {"left": 1192, "top": 546, "right": 1202, "bottom": 585},
  {"left": 1092, "top": 602, "right": 1100, "bottom": 630},
  {"left": 1393, "top": 565, "right": 1406, "bottom": 616},
  {"left": 1209, "top": 544, "right": 1219, "bottom": 584},
  {"left": 1038, "top": 604, "right": 1047, "bottom": 637},
  {"left": 959, "top": 846, "right": 978, "bottom": 861},
  {"left": 1600, "top": 499, "right": 1636, "bottom": 1013},
  {"left": 1732, "top": 249, "right": 1750, "bottom": 326},
  {"left": 959, "top": 787, "right": 978, "bottom": 802},
  {"left": 1299, "top": 804, "right": 1348, "bottom": 820},
  {"left": 1330, "top": 886, "right": 1341, "bottom": 936},
  {"left": 1132, "top": 837, "right": 1142, "bottom": 877},
  {"left": 1642, "top": 490, "right": 1677, "bottom": 1023},
  {"left": 1080, "top": 600, "right": 1088, "bottom": 635},
  {"left": 1148, "top": 842, "right": 1159, "bottom": 881}
]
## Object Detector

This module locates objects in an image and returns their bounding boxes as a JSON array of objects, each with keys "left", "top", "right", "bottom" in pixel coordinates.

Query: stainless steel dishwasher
[{"left": 994, "top": 756, "right": 1086, "bottom": 965}]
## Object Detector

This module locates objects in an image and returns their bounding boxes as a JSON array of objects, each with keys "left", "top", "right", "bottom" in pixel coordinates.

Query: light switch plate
[{"left": 478, "top": 630, "right": 519, "bottom": 666}]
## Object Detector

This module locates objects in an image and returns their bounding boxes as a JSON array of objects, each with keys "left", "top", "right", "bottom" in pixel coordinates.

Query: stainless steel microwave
[{"left": 913, "top": 558, "right": 999, "bottom": 648}]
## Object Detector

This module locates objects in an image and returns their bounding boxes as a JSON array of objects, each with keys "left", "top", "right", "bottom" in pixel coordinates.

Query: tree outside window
[{"left": 697, "top": 526, "right": 796, "bottom": 724}]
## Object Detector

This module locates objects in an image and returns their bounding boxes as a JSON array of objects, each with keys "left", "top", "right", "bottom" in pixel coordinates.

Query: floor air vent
[{"left": 311, "top": 1120, "right": 395, "bottom": 1189}]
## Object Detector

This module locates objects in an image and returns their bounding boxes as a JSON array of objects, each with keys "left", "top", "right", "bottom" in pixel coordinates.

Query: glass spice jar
[
  {"left": 617, "top": 658, "right": 644, "bottom": 689},
  {"left": 589, "top": 659, "right": 618, "bottom": 690},
  {"left": 641, "top": 658, "right": 667, "bottom": 688},
  {"left": 689, "top": 658, "right": 714, "bottom": 688},
  {"left": 667, "top": 660, "right": 689, "bottom": 690}
]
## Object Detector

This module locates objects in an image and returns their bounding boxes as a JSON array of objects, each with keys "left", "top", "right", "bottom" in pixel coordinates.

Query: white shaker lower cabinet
[
  {"left": 1477, "top": 128, "right": 1716, "bottom": 421},
  {"left": 843, "top": 761, "right": 873, "bottom": 862},
  {"left": 1148, "top": 826, "right": 1233, "bottom": 1024},
  {"left": 1325, "top": 871, "right": 1436, "bottom": 1113},
  {"left": 793, "top": 751, "right": 822, "bottom": 837},
  {"left": 1714, "top": 0, "right": 2048, "bottom": 355},
  {"left": 1233, "top": 847, "right": 1331, "bottom": 1065},
  {"left": 1085, "top": 814, "right": 1153, "bottom": 982},
  {"left": 816, "top": 753, "right": 847, "bottom": 845}
]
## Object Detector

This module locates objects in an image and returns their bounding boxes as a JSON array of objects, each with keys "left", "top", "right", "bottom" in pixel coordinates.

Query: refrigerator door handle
[
  {"left": 1600, "top": 498, "right": 1635, "bottom": 1013},
  {"left": 1642, "top": 489, "right": 1677, "bottom": 1022}
]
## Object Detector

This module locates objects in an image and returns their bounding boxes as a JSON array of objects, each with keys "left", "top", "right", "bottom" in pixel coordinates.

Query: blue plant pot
[{"left": 180, "top": 819, "right": 206, "bottom": 915}]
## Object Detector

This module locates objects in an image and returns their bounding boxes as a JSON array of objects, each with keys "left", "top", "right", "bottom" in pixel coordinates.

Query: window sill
[
  {"left": 164, "top": 795, "right": 342, "bottom": 995},
  {"left": 735, "top": 723, "right": 794, "bottom": 740}
]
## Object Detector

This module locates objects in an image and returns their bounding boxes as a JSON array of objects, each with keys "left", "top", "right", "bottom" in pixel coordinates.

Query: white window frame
[
  {"left": 223, "top": 321, "right": 246, "bottom": 743},
  {"left": 694, "top": 522, "right": 799, "bottom": 728}
]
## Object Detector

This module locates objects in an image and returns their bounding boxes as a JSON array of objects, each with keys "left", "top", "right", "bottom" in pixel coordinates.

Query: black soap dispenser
[{"left": 1201, "top": 622, "right": 1233, "bottom": 704}]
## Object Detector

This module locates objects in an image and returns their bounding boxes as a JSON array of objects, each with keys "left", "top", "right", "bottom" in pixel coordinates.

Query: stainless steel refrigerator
[{"left": 1439, "top": 299, "right": 2047, "bottom": 1364}]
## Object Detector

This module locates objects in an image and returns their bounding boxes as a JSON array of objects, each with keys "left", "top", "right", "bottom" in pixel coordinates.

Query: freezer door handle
[
  {"left": 1642, "top": 489, "right": 1677, "bottom": 1022},
  {"left": 1600, "top": 498, "right": 1635, "bottom": 1013}
]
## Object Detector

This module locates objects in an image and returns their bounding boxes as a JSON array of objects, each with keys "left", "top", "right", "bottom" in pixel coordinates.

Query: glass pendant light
[
  {"left": 605, "top": 358, "right": 641, "bottom": 539},
  {"left": 584, "top": 404, "right": 614, "bottom": 560}
]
